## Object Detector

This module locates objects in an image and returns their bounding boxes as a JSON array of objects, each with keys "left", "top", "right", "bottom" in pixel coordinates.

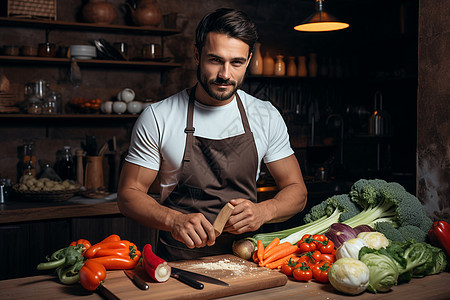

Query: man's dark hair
[{"left": 195, "top": 8, "right": 258, "bottom": 57}]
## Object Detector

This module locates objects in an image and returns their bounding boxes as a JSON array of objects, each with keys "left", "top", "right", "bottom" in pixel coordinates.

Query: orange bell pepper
[{"left": 79, "top": 259, "right": 107, "bottom": 291}]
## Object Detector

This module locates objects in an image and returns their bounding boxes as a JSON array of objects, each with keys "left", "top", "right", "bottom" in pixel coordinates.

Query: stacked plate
[
  {"left": 0, "top": 92, "right": 20, "bottom": 113},
  {"left": 69, "top": 45, "right": 97, "bottom": 60}
]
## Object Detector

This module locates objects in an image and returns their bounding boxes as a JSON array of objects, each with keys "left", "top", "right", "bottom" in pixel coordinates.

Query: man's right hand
[{"left": 170, "top": 213, "right": 216, "bottom": 248}]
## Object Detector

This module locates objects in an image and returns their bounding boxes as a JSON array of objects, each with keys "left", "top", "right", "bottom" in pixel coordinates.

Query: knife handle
[
  {"left": 175, "top": 274, "right": 204, "bottom": 289},
  {"left": 132, "top": 274, "right": 149, "bottom": 290}
]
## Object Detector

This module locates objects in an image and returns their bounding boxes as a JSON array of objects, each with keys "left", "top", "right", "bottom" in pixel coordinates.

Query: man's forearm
[
  {"left": 262, "top": 182, "right": 307, "bottom": 223},
  {"left": 117, "top": 188, "right": 182, "bottom": 231}
]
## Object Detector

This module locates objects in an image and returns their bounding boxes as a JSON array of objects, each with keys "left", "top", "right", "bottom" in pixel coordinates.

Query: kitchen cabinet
[
  {"left": 0, "top": 15, "right": 182, "bottom": 182},
  {"left": 0, "top": 17, "right": 181, "bottom": 69}
]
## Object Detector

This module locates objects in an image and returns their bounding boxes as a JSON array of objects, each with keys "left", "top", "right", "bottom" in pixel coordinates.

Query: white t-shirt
[{"left": 125, "top": 88, "right": 294, "bottom": 201}]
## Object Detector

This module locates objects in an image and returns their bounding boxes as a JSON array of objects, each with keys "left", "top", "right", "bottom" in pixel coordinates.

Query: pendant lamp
[{"left": 294, "top": 0, "right": 349, "bottom": 32}]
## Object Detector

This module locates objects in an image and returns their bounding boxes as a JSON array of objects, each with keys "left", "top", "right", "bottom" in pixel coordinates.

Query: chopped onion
[{"left": 325, "top": 223, "right": 357, "bottom": 248}]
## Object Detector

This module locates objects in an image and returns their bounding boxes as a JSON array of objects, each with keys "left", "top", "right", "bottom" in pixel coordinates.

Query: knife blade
[
  {"left": 123, "top": 270, "right": 149, "bottom": 290},
  {"left": 97, "top": 284, "right": 120, "bottom": 300},
  {"left": 171, "top": 268, "right": 204, "bottom": 289},
  {"left": 171, "top": 267, "right": 230, "bottom": 287}
]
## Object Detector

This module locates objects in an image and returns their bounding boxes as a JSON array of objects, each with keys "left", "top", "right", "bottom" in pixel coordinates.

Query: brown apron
[{"left": 158, "top": 85, "right": 259, "bottom": 261}]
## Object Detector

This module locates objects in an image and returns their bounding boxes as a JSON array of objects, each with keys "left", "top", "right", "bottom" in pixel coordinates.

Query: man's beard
[{"left": 196, "top": 66, "right": 242, "bottom": 101}]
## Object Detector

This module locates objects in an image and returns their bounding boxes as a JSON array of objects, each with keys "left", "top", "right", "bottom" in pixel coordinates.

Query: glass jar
[
  {"left": 26, "top": 96, "right": 43, "bottom": 114},
  {"left": 43, "top": 91, "right": 61, "bottom": 114},
  {"left": 57, "top": 146, "right": 75, "bottom": 181}
]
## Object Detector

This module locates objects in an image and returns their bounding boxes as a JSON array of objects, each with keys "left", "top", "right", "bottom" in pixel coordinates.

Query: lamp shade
[{"left": 294, "top": 0, "right": 349, "bottom": 32}]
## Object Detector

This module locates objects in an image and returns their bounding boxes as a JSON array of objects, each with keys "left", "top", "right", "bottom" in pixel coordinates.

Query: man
[{"left": 117, "top": 8, "right": 307, "bottom": 261}]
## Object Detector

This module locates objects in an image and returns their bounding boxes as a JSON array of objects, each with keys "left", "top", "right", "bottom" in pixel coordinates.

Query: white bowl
[{"left": 70, "top": 45, "right": 96, "bottom": 59}]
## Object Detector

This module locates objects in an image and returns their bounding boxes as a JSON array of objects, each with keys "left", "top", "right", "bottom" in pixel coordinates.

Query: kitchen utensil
[
  {"left": 170, "top": 267, "right": 230, "bottom": 287},
  {"left": 141, "top": 43, "right": 161, "bottom": 60},
  {"left": 38, "top": 43, "right": 56, "bottom": 57},
  {"left": 369, "top": 91, "right": 392, "bottom": 137},
  {"left": 97, "top": 284, "right": 120, "bottom": 300},
  {"left": 123, "top": 270, "right": 149, "bottom": 290},
  {"left": 170, "top": 268, "right": 204, "bottom": 289},
  {"left": 93, "top": 39, "right": 126, "bottom": 61},
  {"left": 213, "top": 202, "right": 235, "bottom": 237},
  {"left": 84, "top": 156, "right": 104, "bottom": 191}
]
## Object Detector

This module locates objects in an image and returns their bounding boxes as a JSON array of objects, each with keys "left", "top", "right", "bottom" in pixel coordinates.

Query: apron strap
[{"left": 183, "top": 85, "right": 196, "bottom": 162}]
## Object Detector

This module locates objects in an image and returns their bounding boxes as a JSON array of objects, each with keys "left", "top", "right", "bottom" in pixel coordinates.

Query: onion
[
  {"left": 353, "top": 224, "right": 375, "bottom": 235},
  {"left": 232, "top": 239, "right": 255, "bottom": 260},
  {"left": 325, "top": 223, "right": 357, "bottom": 248}
]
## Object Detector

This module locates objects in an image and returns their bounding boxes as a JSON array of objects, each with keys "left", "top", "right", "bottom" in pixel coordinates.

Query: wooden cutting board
[{"left": 102, "top": 254, "right": 287, "bottom": 299}]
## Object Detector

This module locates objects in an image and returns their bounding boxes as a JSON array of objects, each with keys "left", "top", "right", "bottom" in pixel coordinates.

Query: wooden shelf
[
  {"left": 0, "top": 114, "right": 139, "bottom": 119},
  {"left": 0, "top": 55, "right": 181, "bottom": 68},
  {"left": 0, "top": 17, "right": 180, "bottom": 36}
]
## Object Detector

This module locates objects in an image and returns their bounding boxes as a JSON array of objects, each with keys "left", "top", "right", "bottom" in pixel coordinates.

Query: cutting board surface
[{"left": 102, "top": 254, "right": 287, "bottom": 299}]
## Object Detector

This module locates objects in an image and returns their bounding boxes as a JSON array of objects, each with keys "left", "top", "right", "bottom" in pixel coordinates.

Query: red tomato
[
  {"left": 311, "top": 250, "right": 322, "bottom": 263},
  {"left": 312, "top": 261, "right": 332, "bottom": 283},
  {"left": 318, "top": 239, "right": 335, "bottom": 254},
  {"left": 293, "top": 263, "right": 313, "bottom": 282},
  {"left": 321, "top": 254, "right": 336, "bottom": 264},
  {"left": 298, "top": 234, "right": 318, "bottom": 252},
  {"left": 281, "top": 258, "right": 298, "bottom": 276}
]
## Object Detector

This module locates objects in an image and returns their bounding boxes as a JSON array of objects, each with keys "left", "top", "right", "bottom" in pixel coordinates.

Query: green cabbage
[{"left": 360, "top": 253, "right": 399, "bottom": 293}]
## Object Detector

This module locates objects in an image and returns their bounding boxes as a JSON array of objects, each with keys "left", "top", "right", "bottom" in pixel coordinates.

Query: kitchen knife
[
  {"left": 123, "top": 270, "right": 149, "bottom": 290},
  {"left": 171, "top": 268, "right": 204, "bottom": 289},
  {"left": 171, "top": 267, "right": 230, "bottom": 287},
  {"left": 97, "top": 284, "right": 120, "bottom": 300}
]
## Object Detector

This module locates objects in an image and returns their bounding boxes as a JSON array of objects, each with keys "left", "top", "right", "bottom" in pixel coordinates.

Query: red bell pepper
[{"left": 428, "top": 221, "right": 450, "bottom": 256}]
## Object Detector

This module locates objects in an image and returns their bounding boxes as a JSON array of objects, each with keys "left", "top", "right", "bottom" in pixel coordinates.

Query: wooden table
[{"left": 1, "top": 269, "right": 449, "bottom": 299}]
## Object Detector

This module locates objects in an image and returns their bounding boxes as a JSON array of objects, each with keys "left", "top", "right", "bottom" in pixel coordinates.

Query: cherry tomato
[
  {"left": 321, "top": 254, "right": 336, "bottom": 264},
  {"left": 311, "top": 261, "right": 332, "bottom": 283},
  {"left": 298, "top": 234, "right": 317, "bottom": 252},
  {"left": 318, "top": 239, "right": 335, "bottom": 254},
  {"left": 281, "top": 258, "right": 298, "bottom": 276},
  {"left": 311, "top": 250, "right": 322, "bottom": 263},
  {"left": 312, "top": 234, "right": 327, "bottom": 243},
  {"left": 293, "top": 263, "right": 313, "bottom": 282}
]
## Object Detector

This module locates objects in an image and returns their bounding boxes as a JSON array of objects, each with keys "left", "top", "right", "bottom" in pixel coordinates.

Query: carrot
[
  {"left": 261, "top": 245, "right": 299, "bottom": 267},
  {"left": 265, "top": 253, "right": 297, "bottom": 269},
  {"left": 263, "top": 242, "right": 292, "bottom": 260},
  {"left": 257, "top": 240, "right": 264, "bottom": 263},
  {"left": 264, "top": 237, "right": 280, "bottom": 254},
  {"left": 252, "top": 251, "right": 259, "bottom": 263}
]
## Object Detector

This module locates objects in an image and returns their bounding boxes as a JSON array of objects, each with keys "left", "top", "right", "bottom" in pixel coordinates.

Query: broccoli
[
  {"left": 343, "top": 179, "right": 433, "bottom": 242},
  {"left": 373, "top": 222, "right": 405, "bottom": 242},
  {"left": 304, "top": 194, "right": 361, "bottom": 223}
]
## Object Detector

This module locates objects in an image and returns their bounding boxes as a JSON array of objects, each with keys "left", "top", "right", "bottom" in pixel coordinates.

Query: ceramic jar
[
  {"left": 82, "top": 0, "right": 117, "bottom": 24},
  {"left": 117, "top": 88, "right": 135, "bottom": 103},
  {"left": 287, "top": 56, "right": 297, "bottom": 77},
  {"left": 263, "top": 52, "right": 274, "bottom": 76},
  {"left": 274, "top": 55, "right": 285, "bottom": 76},
  {"left": 127, "top": 101, "right": 143, "bottom": 114},
  {"left": 249, "top": 42, "right": 263, "bottom": 75},
  {"left": 113, "top": 101, "right": 127, "bottom": 114},
  {"left": 297, "top": 56, "right": 307, "bottom": 77},
  {"left": 308, "top": 53, "right": 318, "bottom": 78},
  {"left": 101, "top": 100, "right": 113, "bottom": 114},
  {"left": 128, "top": 0, "right": 162, "bottom": 27}
]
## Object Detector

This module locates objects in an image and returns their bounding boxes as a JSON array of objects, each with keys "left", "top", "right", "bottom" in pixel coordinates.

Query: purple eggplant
[{"left": 324, "top": 223, "right": 357, "bottom": 248}]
